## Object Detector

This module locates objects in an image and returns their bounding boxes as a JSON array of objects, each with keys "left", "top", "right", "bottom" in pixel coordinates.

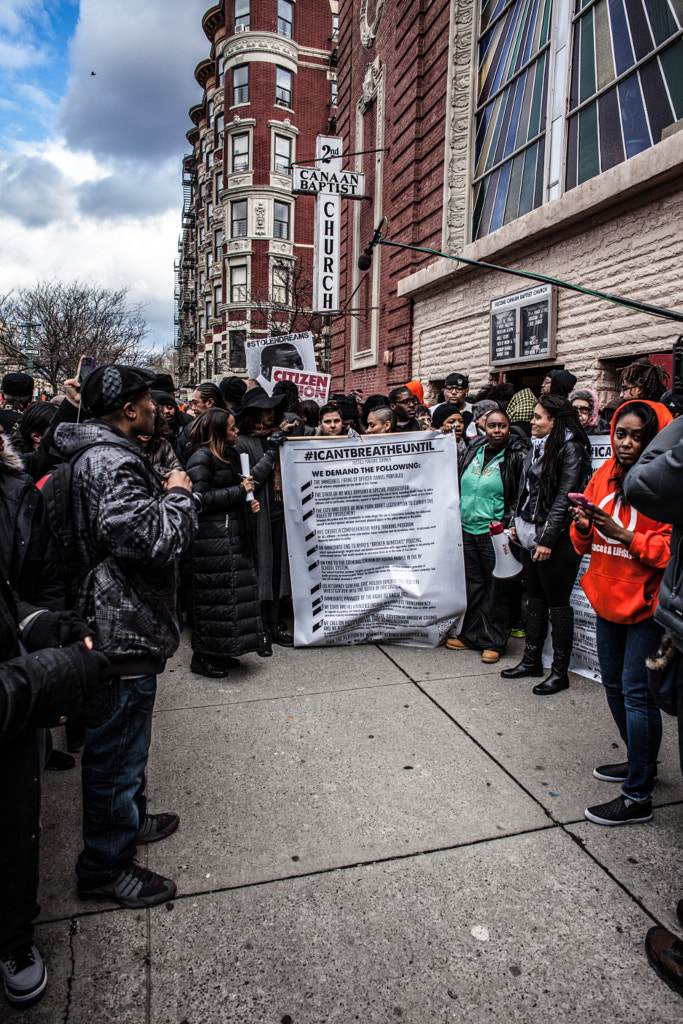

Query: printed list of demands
[{"left": 308, "top": 460, "right": 441, "bottom": 641}]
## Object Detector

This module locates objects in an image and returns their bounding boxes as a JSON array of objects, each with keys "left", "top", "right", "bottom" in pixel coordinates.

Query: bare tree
[
  {"left": 0, "top": 280, "right": 149, "bottom": 392},
  {"left": 250, "top": 258, "right": 327, "bottom": 340}
]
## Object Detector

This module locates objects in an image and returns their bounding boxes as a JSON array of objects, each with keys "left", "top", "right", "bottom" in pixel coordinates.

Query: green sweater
[{"left": 460, "top": 447, "right": 505, "bottom": 535}]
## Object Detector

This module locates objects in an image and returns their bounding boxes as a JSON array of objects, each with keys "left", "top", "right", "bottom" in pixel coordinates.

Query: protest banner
[
  {"left": 281, "top": 432, "right": 466, "bottom": 647},
  {"left": 542, "top": 434, "right": 612, "bottom": 680},
  {"left": 272, "top": 367, "right": 331, "bottom": 405},
  {"left": 244, "top": 331, "right": 317, "bottom": 395}
]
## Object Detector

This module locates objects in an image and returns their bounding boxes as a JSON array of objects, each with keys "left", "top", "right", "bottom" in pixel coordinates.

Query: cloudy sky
[{"left": 0, "top": 0, "right": 210, "bottom": 348}]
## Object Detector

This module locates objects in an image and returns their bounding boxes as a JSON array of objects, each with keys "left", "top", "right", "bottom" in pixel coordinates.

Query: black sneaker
[
  {"left": 78, "top": 861, "right": 176, "bottom": 908},
  {"left": 593, "top": 761, "right": 658, "bottom": 783},
  {"left": 585, "top": 794, "right": 653, "bottom": 825},
  {"left": 0, "top": 943, "right": 47, "bottom": 1006},
  {"left": 267, "top": 624, "right": 294, "bottom": 647},
  {"left": 46, "top": 749, "right": 76, "bottom": 771},
  {"left": 593, "top": 761, "right": 628, "bottom": 782},
  {"left": 257, "top": 632, "right": 273, "bottom": 658},
  {"left": 136, "top": 812, "right": 179, "bottom": 845},
  {"left": 190, "top": 653, "right": 229, "bottom": 678}
]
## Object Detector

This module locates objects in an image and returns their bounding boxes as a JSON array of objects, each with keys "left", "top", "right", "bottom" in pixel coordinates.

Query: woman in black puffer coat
[{"left": 186, "top": 409, "right": 271, "bottom": 678}]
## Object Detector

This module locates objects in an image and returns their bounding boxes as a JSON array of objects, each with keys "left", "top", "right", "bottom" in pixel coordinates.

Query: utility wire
[{"left": 368, "top": 226, "right": 683, "bottom": 324}]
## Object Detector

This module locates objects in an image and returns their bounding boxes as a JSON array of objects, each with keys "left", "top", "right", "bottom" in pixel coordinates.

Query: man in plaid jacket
[{"left": 53, "top": 365, "right": 197, "bottom": 909}]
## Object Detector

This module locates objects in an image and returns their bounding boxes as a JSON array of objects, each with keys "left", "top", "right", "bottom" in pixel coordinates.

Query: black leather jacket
[
  {"left": 513, "top": 436, "right": 591, "bottom": 549},
  {"left": 459, "top": 435, "right": 530, "bottom": 523}
]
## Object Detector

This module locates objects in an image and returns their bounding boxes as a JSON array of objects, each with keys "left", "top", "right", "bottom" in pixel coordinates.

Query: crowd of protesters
[{"left": 0, "top": 351, "right": 682, "bottom": 1006}]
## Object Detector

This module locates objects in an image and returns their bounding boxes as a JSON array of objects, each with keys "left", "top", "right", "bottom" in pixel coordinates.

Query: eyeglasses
[{"left": 573, "top": 405, "right": 591, "bottom": 414}]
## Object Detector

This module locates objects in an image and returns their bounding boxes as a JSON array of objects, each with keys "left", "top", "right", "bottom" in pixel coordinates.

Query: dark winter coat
[
  {"left": 624, "top": 416, "right": 683, "bottom": 652},
  {"left": 0, "top": 440, "right": 63, "bottom": 610},
  {"left": 513, "top": 435, "right": 591, "bottom": 549},
  {"left": 53, "top": 420, "right": 197, "bottom": 676},
  {"left": 0, "top": 580, "right": 108, "bottom": 949},
  {"left": 459, "top": 434, "right": 530, "bottom": 524},
  {"left": 186, "top": 447, "right": 263, "bottom": 658},
  {"left": 234, "top": 434, "right": 291, "bottom": 602}
]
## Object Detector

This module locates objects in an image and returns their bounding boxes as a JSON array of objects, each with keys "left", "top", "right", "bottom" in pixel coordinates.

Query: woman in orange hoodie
[{"left": 570, "top": 400, "right": 672, "bottom": 826}]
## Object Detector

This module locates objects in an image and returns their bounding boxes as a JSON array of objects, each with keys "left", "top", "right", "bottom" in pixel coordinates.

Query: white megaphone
[{"left": 490, "top": 521, "right": 523, "bottom": 579}]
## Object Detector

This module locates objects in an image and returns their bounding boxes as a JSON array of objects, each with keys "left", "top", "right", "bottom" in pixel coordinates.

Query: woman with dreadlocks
[
  {"left": 570, "top": 401, "right": 671, "bottom": 825},
  {"left": 502, "top": 395, "right": 591, "bottom": 694},
  {"left": 619, "top": 357, "right": 669, "bottom": 403}
]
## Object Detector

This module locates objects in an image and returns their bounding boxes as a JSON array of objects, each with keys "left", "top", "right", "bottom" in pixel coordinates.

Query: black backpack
[{"left": 39, "top": 443, "right": 119, "bottom": 606}]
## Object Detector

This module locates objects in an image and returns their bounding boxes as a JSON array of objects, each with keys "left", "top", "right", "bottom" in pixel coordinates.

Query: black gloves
[
  {"left": 21, "top": 609, "right": 93, "bottom": 653},
  {"left": 266, "top": 430, "right": 287, "bottom": 458}
]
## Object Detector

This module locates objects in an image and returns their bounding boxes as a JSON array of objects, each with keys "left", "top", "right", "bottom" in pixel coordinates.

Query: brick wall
[{"left": 332, "top": 0, "right": 451, "bottom": 396}]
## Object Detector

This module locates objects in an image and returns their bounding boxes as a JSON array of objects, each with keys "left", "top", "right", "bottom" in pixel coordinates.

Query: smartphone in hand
[
  {"left": 568, "top": 492, "right": 595, "bottom": 512},
  {"left": 77, "top": 355, "right": 95, "bottom": 385}
]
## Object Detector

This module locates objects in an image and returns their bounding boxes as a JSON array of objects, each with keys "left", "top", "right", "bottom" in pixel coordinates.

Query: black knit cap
[
  {"left": 2, "top": 371, "right": 34, "bottom": 397},
  {"left": 150, "top": 390, "right": 176, "bottom": 408},
  {"left": 151, "top": 373, "right": 175, "bottom": 394},
  {"left": 219, "top": 376, "right": 247, "bottom": 406},
  {"left": 82, "top": 365, "right": 156, "bottom": 416}
]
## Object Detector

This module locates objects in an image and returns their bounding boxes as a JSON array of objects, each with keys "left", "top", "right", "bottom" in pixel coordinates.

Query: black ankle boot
[
  {"left": 501, "top": 597, "right": 548, "bottom": 678},
  {"left": 533, "top": 606, "right": 573, "bottom": 695}
]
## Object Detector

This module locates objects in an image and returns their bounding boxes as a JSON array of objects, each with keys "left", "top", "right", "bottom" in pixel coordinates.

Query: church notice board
[{"left": 490, "top": 283, "right": 557, "bottom": 366}]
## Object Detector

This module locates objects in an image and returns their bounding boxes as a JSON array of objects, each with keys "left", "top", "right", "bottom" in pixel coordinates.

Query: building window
[
  {"left": 278, "top": 0, "right": 293, "bottom": 37},
  {"left": 199, "top": 226, "right": 205, "bottom": 244},
  {"left": 215, "top": 171, "right": 223, "bottom": 197},
  {"left": 214, "top": 284, "right": 222, "bottom": 307},
  {"left": 213, "top": 341, "right": 222, "bottom": 374},
  {"left": 206, "top": 300, "right": 213, "bottom": 320},
  {"left": 197, "top": 356, "right": 204, "bottom": 379},
  {"left": 274, "top": 134, "right": 292, "bottom": 174},
  {"left": 565, "top": 1, "right": 683, "bottom": 191},
  {"left": 229, "top": 329, "right": 247, "bottom": 367},
  {"left": 472, "top": 0, "right": 683, "bottom": 241},
  {"left": 272, "top": 263, "right": 290, "bottom": 303},
  {"left": 208, "top": 99, "right": 214, "bottom": 120},
  {"left": 217, "top": 56, "right": 224, "bottom": 87},
  {"left": 472, "top": 0, "right": 552, "bottom": 240},
  {"left": 207, "top": 201, "right": 213, "bottom": 222},
  {"left": 207, "top": 251, "right": 213, "bottom": 272},
  {"left": 215, "top": 113, "right": 224, "bottom": 140},
  {"left": 230, "top": 265, "right": 248, "bottom": 302},
  {"left": 235, "top": 0, "right": 249, "bottom": 30},
  {"left": 215, "top": 229, "right": 223, "bottom": 259},
  {"left": 276, "top": 66, "right": 293, "bottom": 107},
  {"left": 332, "top": 13, "right": 339, "bottom": 40},
  {"left": 206, "top": 352, "right": 212, "bottom": 380},
  {"left": 232, "top": 132, "right": 250, "bottom": 172},
  {"left": 231, "top": 200, "right": 247, "bottom": 237},
  {"left": 273, "top": 201, "right": 290, "bottom": 239},
  {"left": 330, "top": 79, "right": 338, "bottom": 106},
  {"left": 198, "top": 315, "right": 205, "bottom": 336},
  {"left": 233, "top": 65, "right": 249, "bottom": 105}
]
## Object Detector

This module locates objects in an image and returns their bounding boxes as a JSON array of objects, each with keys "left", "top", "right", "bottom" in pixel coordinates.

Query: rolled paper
[{"left": 240, "top": 452, "right": 254, "bottom": 502}]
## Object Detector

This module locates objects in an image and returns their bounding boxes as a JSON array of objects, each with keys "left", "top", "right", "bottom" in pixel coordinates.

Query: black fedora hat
[{"left": 239, "top": 385, "right": 287, "bottom": 411}]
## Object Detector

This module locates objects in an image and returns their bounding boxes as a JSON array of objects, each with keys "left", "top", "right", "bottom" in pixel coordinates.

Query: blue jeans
[
  {"left": 76, "top": 675, "right": 157, "bottom": 885},
  {"left": 595, "top": 616, "right": 663, "bottom": 802}
]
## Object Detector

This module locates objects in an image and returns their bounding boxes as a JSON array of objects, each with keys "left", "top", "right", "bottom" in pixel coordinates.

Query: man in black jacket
[{"left": 623, "top": 415, "right": 683, "bottom": 996}]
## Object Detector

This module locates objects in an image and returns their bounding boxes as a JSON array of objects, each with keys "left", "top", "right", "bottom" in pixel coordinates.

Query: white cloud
[{"left": 0, "top": 0, "right": 211, "bottom": 349}]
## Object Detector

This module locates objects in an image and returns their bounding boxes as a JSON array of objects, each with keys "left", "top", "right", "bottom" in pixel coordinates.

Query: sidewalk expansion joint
[
  {"left": 376, "top": 645, "right": 679, "bottom": 933},
  {"left": 152, "top": 680, "right": 409, "bottom": 714}
]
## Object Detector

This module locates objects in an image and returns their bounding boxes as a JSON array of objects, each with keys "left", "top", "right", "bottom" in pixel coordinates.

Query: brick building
[
  {"left": 334, "top": 0, "right": 683, "bottom": 404},
  {"left": 175, "top": 0, "right": 338, "bottom": 392}
]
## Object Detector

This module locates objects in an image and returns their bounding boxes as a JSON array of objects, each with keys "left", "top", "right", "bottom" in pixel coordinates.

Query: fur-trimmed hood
[{"left": 0, "top": 433, "right": 25, "bottom": 473}]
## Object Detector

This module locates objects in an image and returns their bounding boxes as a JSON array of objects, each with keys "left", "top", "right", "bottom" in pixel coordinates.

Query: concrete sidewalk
[{"left": 22, "top": 633, "right": 683, "bottom": 1023}]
